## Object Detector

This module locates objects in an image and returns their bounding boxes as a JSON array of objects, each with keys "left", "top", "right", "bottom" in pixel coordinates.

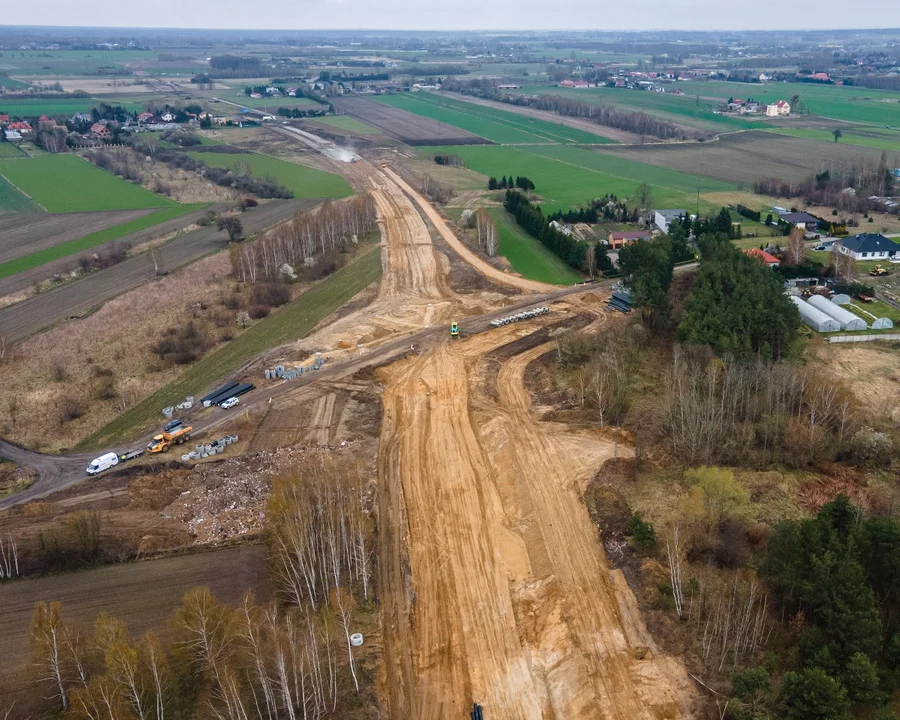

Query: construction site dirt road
[{"left": 1, "top": 152, "right": 696, "bottom": 717}]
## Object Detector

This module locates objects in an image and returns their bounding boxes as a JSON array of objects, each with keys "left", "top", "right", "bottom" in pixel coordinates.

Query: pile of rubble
[{"left": 162, "top": 447, "right": 329, "bottom": 543}]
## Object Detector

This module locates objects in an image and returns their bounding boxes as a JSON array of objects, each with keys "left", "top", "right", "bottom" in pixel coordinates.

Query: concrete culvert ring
[{"left": 350, "top": 633, "right": 364, "bottom": 647}]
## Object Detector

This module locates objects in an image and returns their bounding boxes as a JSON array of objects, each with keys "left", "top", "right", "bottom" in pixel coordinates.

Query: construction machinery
[
  {"left": 148, "top": 424, "right": 193, "bottom": 453},
  {"left": 870, "top": 264, "right": 889, "bottom": 277},
  {"left": 450, "top": 321, "right": 459, "bottom": 337}
]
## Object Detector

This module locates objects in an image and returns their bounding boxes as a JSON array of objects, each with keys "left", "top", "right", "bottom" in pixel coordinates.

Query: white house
[
  {"left": 765, "top": 100, "right": 791, "bottom": 117},
  {"left": 654, "top": 209, "right": 687, "bottom": 233},
  {"left": 835, "top": 233, "right": 900, "bottom": 261}
]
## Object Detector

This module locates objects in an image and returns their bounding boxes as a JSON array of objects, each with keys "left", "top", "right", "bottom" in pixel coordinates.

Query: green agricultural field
[
  {"left": 81, "top": 245, "right": 382, "bottom": 449},
  {"left": 678, "top": 79, "right": 900, "bottom": 128},
  {"left": 0, "top": 50, "right": 155, "bottom": 76},
  {"left": 0, "top": 174, "right": 41, "bottom": 212},
  {"left": 421, "top": 143, "right": 734, "bottom": 212},
  {"left": 0, "top": 204, "right": 204, "bottom": 280},
  {"left": 187, "top": 150, "right": 352, "bottom": 198},
  {"left": 489, "top": 208, "right": 583, "bottom": 285},
  {"left": 0, "top": 97, "right": 144, "bottom": 120},
  {"left": 312, "top": 115, "right": 380, "bottom": 134},
  {"left": 0, "top": 75, "right": 29, "bottom": 89},
  {"left": 224, "top": 94, "right": 320, "bottom": 109},
  {"left": 765, "top": 127, "right": 900, "bottom": 151},
  {"left": 0, "top": 143, "right": 26, "bottom": 159},
  {"left": 377, "top": 92, "right": 614, "bottom": 144},
  {"left": 0, "top": 155, "right": 172, "bottom": 213}
]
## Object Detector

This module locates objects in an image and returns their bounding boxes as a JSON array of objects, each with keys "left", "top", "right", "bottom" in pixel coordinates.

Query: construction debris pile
[{"left": 162, "top": 445, "right": 355, "bottom": 543}]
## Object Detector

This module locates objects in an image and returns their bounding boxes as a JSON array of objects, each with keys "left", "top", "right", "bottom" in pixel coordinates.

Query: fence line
[{"left": 828, "top": 333, "right": 900, "bottom": 343}]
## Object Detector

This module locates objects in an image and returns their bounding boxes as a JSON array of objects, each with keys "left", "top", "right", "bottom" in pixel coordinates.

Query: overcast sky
[{"left": 6, "top": 0, "right": 900, "bottom": 32}]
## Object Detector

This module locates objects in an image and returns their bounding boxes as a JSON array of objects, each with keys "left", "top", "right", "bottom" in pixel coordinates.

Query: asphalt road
[{"left": 0, "top": 199, "right": 318, "bottom": 343}]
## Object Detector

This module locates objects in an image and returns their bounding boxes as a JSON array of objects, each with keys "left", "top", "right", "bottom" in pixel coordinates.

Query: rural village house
[
  {"left": 654, "top": 209, "right": 687, "bottom": 233},
  {"left": 835, "top": 233, "right": 900, "bottom": 261},
  {"left": 744, "top": 248, "right": 781, "bottom": 267},
  {"left": 765, "top": 100, "right": 791, "bottom": 117},
  {"left": 779, "top": 211, "right": 820, "bottom": 230},
  {"left": 608, "top": 230, "right": 651, "bottom": 249}
]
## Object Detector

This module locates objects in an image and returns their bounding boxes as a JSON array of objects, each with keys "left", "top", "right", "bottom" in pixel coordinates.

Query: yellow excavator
[{"left": 869, "top": 264, "right": 889, "bottom": 277}]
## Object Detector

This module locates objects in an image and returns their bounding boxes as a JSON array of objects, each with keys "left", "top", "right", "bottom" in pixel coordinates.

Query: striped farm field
[
  {"left": 0, "top": 155, "right": 172, "bottom": 213},
  {"left": 376, "top": 92, "right": 615, "bottom": 145},
  {"left": 0, "top": 174, "right": 41, "bottom": 212}
]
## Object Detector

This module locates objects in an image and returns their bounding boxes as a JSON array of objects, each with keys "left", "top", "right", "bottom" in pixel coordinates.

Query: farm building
[
  {"left": 744, "top": 248, "right": 780, "bottom": 267},
  {"left": 3, "top": 130, "right": 23, "bottom": 142},
  {"left": 835, "top": 233, "right": 900, "bottom": 261},
  {"left": 654, "top": 209, "right": 687, "bottom": 233},
  {"left": 806, "top": 295, "right": 867, "bottom": 330},
  {"left": 608, "top": 230, "right": 651, "bottom": 249},
  {"left": 790, "top": 296, "right": 841, "bottom": 332}
]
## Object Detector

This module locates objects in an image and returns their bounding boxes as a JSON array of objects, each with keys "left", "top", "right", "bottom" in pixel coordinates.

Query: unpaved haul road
[{"left": 378, "top": 310, "right": 694, "bottom": 719}]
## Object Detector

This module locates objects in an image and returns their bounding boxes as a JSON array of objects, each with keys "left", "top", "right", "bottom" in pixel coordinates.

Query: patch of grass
[
  {"left": 377, "top": 92, "right": 613, "bottom": 145},
  {"left": 489, "top": 208, "right": 583, "bottom": 285},
  {"left": 0, "top": 98, "right": 145, "bottom": 119},
  {"left": 764, "top": 127, "right": 900, "bottom": 151},
  {"left": 79, "top": 246, "right": 382, "bottom": 450},
  {"left": 312, "top": 115, "right": 380, "bottom": 135},
  {"left": 0, "top": 155, "right": 172, "bottom": 213},
  {"left": 0, "top": 142, "right": 26, "bottom": 158},
  {"left": 418, "top": 143, "right": 733, "bottom": 213},
  {"left": 0, "top": 172, "right": 42, "bottom": 212},
  {"left": 186, "top": 150, "right": 352, "bottom": 199},
  {"left": 0, "top": 203, "right": 205, "bottom": 280}
]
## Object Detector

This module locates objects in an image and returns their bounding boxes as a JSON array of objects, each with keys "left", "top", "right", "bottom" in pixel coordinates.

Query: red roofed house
[
  {"left": 608, "top": 230, "right": 651, "bottom": 249},
  {"left": 744, "top": 248, "right": 780, "bottom": 268},
  {"left": 558, "top": 79, "right": 575, "bottom": 88},
  {"left": 7, "top": 120, "right": 31, "bottom": 134},
  {"left": 0, "top": 114, "right": 9, "bottom": 125},
  {"left": 766, "top": 100, "right": 791, "bottom": 117},
  {"left": 90, "top": 122, "right": 112, "bottom": 138},
  {"left": 138, "top": 112, "right": 154, "bottom": 122}
]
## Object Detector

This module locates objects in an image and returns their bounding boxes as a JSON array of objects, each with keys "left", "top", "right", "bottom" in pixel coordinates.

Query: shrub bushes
[{"left": 151, "top": 321, "right": 212, "bottom": 366}]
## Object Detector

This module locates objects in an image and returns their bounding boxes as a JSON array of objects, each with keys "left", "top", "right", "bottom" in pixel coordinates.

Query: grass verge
[
  {"left": 0, "top": 204, "right": 206, "bottom": 280},
  {"left": 489, "top": 208, "right": 583, "bottom": 285},
  {"left": 79, "top": 245, "right": 382, "bottom": 450}
]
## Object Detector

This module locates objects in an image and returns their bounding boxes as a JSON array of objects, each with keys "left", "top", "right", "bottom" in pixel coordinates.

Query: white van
[{"left": 86, "top": 452, "right": 119, "bottom": 476}]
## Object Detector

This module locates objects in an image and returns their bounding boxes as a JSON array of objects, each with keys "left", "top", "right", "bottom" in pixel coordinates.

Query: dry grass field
[
  {"left": 595, "top": 130, "right": 898, "bottom": 186},
  {"left": 0, "top": 253, "right": 257, "bottom": 451}
]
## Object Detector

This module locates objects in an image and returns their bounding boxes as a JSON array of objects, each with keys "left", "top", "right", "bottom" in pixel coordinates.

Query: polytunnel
[
  {"left": 872, "top": 317, "right": 895, "bottom": 329},
  {"left": 807, "top": 295, "right": 868, "bottom": 331},
  {"left": 831, "top": 294, "right": 851, "bottom": 305},
  {"left": 790, "top": 296, "right": 841, "bottom": 332}
]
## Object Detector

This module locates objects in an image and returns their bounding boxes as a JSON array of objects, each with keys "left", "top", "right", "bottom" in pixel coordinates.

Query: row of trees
[
  {"left": 230, "top": 194, "right": 377, "bottom": 284},
  {"left": 503, "top": 189, "right": 586, "bottom": 270},
  {"left": 487, "top": 175, "right": 534, "bottom": 191},
  {"left": 441, "top": 78, "right": 690, "bottom": 140},
  {"left": 22, "top": 454, "right": 376, "bottom": 720}
]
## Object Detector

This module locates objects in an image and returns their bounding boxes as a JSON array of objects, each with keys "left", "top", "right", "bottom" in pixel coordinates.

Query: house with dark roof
[
  {"left": 836, "top": 233, "right": 900, "bottom": 261},
  {"left": 608, "top": 230, "right": 651, "bottom": 249},
  {"left": 779, "top": 211, "right": 819, "bottom": 230}
]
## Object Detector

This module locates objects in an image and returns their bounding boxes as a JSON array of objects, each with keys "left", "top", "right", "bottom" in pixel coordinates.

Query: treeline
[
  {"left": 434, "top": 153, "right": 464, "bottom": 167},
  {"left": 738, "top": 496, "right": 900, "bottom": 719},
  {"left": 441, "top": 78, "right": 691, "bottom": 141},
  {"left": 548, "top": 194, "right": 639, "bottom": 224},
  {"left": 210, "top": 54, "right": 263, "bottom": 75},
  {"left": 488, "top": 175, "right": 533, "bottom": 190},
  {"left": 127, "top": 140, "right": 294, "bottom": 199},
  {"left": 849, "top": 74, "right": 900, "bottom": 91},
  {"left": 230, "top": 194, "right": 377, "bottom": 284},
  {"left": 84, "top": 148, "right": 146, "bottom": 184},
  {"left": 404, "top": 64, "right": 469, "bottom": 76},
  {"left": 18, "top": 453, "right": 377, "bottom": 720},
  {"left": 756, "top": 156, "right": 897, "bottom": 214},
  {"left": 276, "top": 106, "right": 327, "bottom": 118},
  {"left": 504, "top": 190, "right": 586, "bottom": 269}
]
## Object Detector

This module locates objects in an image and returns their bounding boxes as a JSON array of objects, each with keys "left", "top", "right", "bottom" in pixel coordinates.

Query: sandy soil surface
[
  {"left": 376, "top": 304, "right": 694, "bottom": 718},
  {"left": 440, "top": 92, "right": 646, "bottom": 144}
]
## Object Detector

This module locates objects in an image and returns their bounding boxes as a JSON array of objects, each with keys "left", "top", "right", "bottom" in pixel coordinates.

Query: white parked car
[
  {"left": 219, "top": 397, "right": 239, "bottom": 409},
  {"left": 86, "top": 452, "right": 119, "bottom": 475}
]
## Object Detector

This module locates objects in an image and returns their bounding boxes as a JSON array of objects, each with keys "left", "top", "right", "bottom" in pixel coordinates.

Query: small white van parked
[{"left": 86, "top": 452, "right": 119, "bottom": 476}]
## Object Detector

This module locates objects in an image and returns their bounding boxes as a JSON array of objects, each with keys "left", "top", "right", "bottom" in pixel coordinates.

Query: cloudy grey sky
[{"left": 7, "top": 0, "right": 900, "bottom": 31}]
